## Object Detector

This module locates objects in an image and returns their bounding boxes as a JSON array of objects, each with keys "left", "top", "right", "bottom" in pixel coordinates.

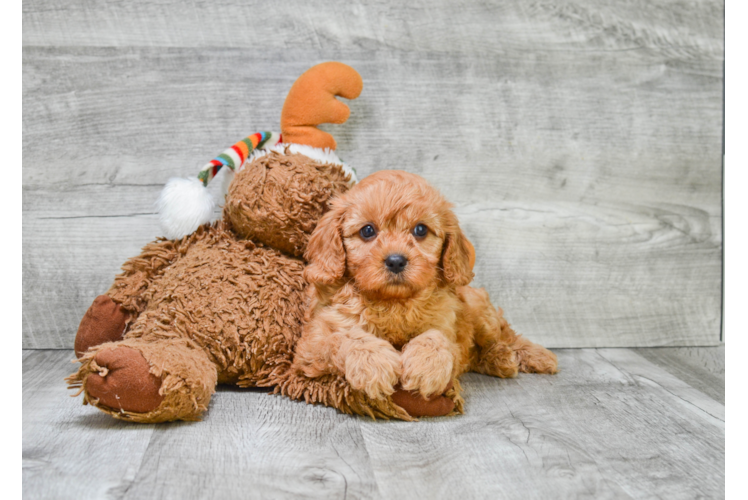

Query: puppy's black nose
[{"left": 385, "top": 254, "right": 408, "bottom": 274}]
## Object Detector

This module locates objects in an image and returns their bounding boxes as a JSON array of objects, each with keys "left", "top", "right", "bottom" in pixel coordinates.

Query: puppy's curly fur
[{"left": 292, "top": 170, "right": 557, "bottom": 401}]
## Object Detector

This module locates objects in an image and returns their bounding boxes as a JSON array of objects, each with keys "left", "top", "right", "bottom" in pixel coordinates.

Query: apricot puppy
[{"left": 292, "top": 170, "right": 557, "bottom": 402}]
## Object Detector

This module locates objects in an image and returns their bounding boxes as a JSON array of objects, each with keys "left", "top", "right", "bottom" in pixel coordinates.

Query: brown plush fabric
[
  {"left": 118, "top": 222, "right": 308, "bottom": 385},
  {"left": 106, "top": 238, "right": 182, "bottom": 314},
  {"left": 84, "top": 346, "right": 164, "bottom": 413},
  {"left": 225, "top": 150, "right": 353, "bottom": 257},
  {"left": 67, "top": 337, "right": 218, "bottom": 423},
  {"left": 74, "top": 295, "right": 130, "bottom": 357},
  {"left": 263, "top": 369, "right": 415, "bottom": 421},
  {"left": 391, "top": 381, "right": 456, "bottom": 418}
]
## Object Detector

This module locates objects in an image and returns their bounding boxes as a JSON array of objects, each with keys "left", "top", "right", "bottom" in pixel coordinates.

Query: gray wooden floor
[{"left": 23, "top": 347, "right": 724, "bottom": 500}]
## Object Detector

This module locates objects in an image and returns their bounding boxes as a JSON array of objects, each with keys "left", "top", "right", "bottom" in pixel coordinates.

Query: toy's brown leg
[
  {"left": 84, "top": 346, "right": 164, "bottom": 413},
  {"left": 74, "top": 295, "right": 132, "bottom": 358},
  {"left": 271, "top": 369, "right": 462, "bottom": 420},
  {"left": 67, "top": 337, "right": 218, "bottom": 423},
  {"left": 75, "top": 235, "right": 185, "bottom": 357},
  {"left": 391, "top": 380, "right": 457, "bottom": 418}
]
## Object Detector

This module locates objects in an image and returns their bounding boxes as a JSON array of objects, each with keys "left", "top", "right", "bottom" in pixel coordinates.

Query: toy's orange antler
[{"left": 280, "top": 62, "right": 363, "bottom": 150}]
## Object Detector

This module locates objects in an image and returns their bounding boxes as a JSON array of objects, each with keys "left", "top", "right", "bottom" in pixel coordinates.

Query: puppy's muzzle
[{"left": 385, "top": 254, "right": 408, "bottom": 274}]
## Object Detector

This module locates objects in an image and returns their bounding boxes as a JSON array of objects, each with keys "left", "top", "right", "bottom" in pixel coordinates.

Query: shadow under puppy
[{"left": 292, "top": 170, "right": 558, "bottom": 410}]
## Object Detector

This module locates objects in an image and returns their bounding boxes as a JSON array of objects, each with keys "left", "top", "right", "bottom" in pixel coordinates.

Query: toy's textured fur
[
  {"left": 67, "top": 151, "right": 364, "bottom": 421},
  {"left": 247, "top": 143, "right": 358, "bottom": 183},
  {"left": 293, "top": 171, "right": 558, "bottom": 401},
  {"left": 70, "top": 339, "right": 217, "bottom": 423},
  {"left": 226, "top": 150, "right": 352, "bottom": 257}
]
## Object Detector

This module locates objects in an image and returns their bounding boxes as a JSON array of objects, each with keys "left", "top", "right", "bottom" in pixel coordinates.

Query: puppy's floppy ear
[
  {"left": 304, "top": 200, "right": 346, "bottom": 284},
  {"left": 440, "top": 211, "right": 475, "bottom": 287}
]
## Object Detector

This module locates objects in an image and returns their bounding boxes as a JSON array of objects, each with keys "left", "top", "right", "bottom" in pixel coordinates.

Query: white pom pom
[{"left": 156, "top": 177, "right": 215, "bottom": 240}]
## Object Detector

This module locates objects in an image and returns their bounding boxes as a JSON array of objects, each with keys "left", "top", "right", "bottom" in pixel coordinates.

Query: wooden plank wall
[{"left": 22, "top": 1, "right": 724, "bottom": 349}]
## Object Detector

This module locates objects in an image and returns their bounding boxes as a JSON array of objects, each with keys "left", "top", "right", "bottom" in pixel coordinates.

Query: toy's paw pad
[
  {"left": 75, "top": 295, "right": 130, "bottom": 358},
  {"left": 391, "top": 381, "right": 455, "bottom": 417},
  {"left": 86, "top": 346, "right": 163, "bottom": 414}
]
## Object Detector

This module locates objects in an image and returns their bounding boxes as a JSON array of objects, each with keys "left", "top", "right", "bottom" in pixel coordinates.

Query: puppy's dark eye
[
  {"left": 359, "top": 224, "right": 377, "bottom": 240},
  {"left": 413, "top": 223, "right": 428, "bottom": 238}
]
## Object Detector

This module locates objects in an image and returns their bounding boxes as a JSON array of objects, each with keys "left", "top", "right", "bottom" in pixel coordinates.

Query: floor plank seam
[
  {"left": 111, "top": 426, "right": 157, "bottom": 500},
  {"left": 633, "top": 374, "right": 724, "bottom": 422},
  {"left": 356, "top": 433, "right": 385, "bottom": 499}
]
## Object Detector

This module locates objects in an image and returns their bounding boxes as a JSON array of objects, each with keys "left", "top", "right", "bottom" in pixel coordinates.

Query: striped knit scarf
[{"left": 197, "top": 131, "right": 282, "bottom": 186}]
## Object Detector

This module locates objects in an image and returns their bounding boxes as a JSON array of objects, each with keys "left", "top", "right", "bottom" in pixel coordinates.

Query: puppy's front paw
[
  {"left": 401, "top": 329, "right": 455, "bottom": 398},
  {"left": 342, "top": 342, "right": 401, "bottom": 400}
]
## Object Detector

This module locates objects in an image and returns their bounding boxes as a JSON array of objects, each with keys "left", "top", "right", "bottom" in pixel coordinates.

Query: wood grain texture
[
  {"left": 22, "top": 0, "right": 724, "bottom": 56},
  {"left": 634, "top": 344, "right": 724, "bottom": 404},
  {"left": 120, "top": 392, "right": 380, "bottom": 500},
  {"left": 23, "top": 1, "right": 724, "bottom": 348},
  {"left": 24, "top": 348, "right": 725, "bottom": 499},
  {"left": 359, "top": 349, "right": 724, "bottom": 499},
  {"left": 23, "top": 350, "right": 156, "bottom": 499}
]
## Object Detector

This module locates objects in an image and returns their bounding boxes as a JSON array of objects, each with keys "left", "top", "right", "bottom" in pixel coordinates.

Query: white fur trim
[
  {"left": 341, "top": 162, "right": 358, "bottom": 184},
  {"left": 157, "top": 177, "right": 215, "bottom": 240},
  {"left": 244, "top": 143, "right": 358, "bottom": 184},
  {"left": 220, "top": 168, "right": 235, "bottom": 201}
]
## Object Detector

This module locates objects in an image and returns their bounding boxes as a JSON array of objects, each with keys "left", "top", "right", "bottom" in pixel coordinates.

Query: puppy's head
[{"left": 304, "top": 170, "right": 474, "bottom": 299}]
